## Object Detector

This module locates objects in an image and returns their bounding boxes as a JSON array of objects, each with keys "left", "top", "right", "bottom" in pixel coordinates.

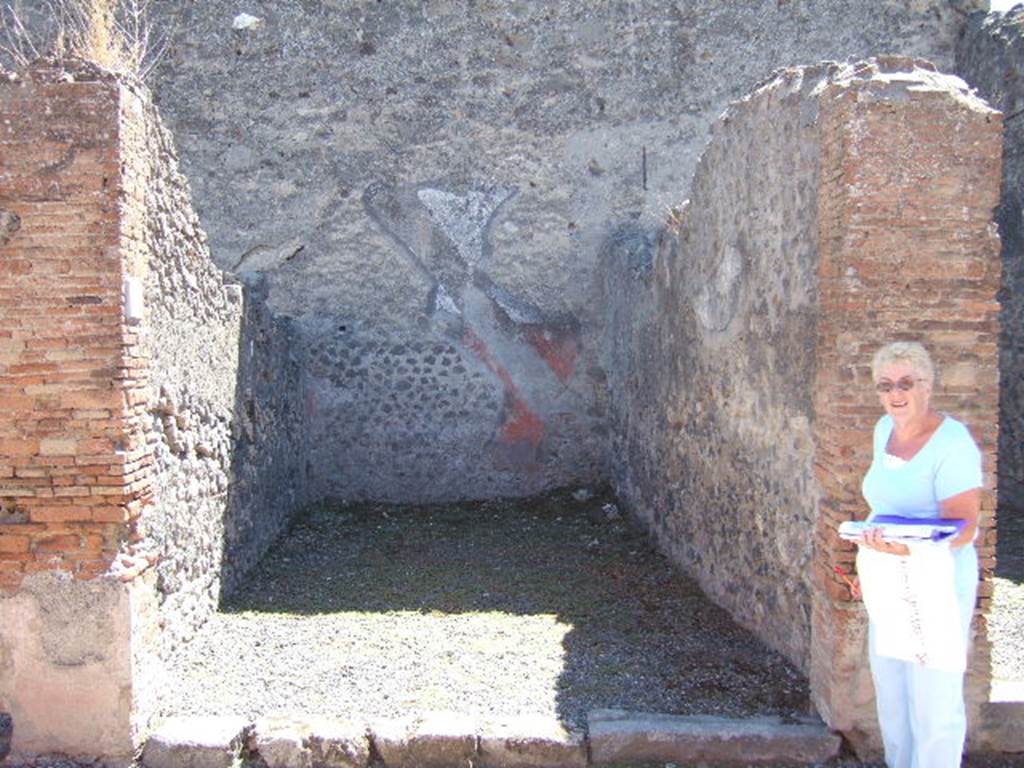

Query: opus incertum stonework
[{"left": 1, "top": 1, "right": 1022, "bottom": 764}]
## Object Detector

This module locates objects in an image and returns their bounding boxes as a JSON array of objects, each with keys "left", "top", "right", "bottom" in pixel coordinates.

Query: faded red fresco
[
  {"left": 525, "top": 327, "right": 579, "bottom": 384},
  {"left": 463, "top": 327, "right": 544, "bottom": 450}
]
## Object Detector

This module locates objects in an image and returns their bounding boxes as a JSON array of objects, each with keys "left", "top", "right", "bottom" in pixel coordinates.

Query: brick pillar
[
  {"left": 809, "top": 60, "right": 1003, "bottom": 755},
  {"left": 0, "top": 61, "right": 155, "bottom": 762},
  {"left": 0, "top": 61, "right": 152, "bottom": 587}
]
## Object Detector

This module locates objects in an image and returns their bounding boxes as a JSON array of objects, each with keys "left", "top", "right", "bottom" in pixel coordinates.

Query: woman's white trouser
[{"left": 867, "top": 545, "right": 978, "bottom": 768}]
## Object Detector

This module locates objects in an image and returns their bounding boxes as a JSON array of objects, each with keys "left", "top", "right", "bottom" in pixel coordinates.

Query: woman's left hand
[{"left": 858, "top": 526, "right": 910, "bottom": 556}]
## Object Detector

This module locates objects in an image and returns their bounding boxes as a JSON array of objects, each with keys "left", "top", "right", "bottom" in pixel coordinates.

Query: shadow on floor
[
  {"left": 996, "top": 502, "right": 1024, "bottom": 583},
  {"left": 164, "top": 489, "right": 810, "bottom": 727}
]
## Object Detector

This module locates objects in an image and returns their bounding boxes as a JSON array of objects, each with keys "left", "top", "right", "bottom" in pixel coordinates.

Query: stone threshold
[
  {"left": 138, "top": 709, "right": 842, "bottom": 768},
  {"left": 978, "top": 681, "right": 1024, "bottom": 753}
]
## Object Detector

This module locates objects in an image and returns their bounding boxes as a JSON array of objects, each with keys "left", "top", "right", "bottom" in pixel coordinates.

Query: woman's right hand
[{"left": 858, "top": 527, "right": 910, "bottom": 556}]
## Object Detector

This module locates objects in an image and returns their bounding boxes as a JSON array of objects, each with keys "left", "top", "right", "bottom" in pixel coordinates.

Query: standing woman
[{"left": 857, "top": 341, "right": 983, "bottom": 768}]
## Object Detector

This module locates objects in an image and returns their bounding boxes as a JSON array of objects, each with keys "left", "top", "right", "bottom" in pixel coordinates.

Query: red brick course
[
  {"left": 0, "top": 63, "right": 154, "bottom": 589},
  {"left": 809, "top": 62, "right": 1003, "bottom": 746}
]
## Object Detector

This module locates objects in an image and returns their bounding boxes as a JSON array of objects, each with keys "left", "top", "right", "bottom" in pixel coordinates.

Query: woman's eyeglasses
[{"left": 875, "top": 377, "right": 922, "bottom": 394}]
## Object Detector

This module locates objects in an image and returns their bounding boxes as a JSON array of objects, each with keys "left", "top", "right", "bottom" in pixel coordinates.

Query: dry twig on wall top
[{"left": 0, "top": 0, "right": 166, "bottom": 78}]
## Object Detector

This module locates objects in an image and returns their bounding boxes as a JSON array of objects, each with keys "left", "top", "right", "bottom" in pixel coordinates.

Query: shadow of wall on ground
[{"left": 219, "top": 490, "right": 810, "bottom": 728}]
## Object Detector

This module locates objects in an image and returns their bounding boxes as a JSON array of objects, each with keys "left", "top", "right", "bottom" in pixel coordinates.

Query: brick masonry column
[
  {"left": 809, "top": 60, "right": 1002, "bottom": 755},
  {"left": 0, "top": 61, "right": 155, "bottom": 762},
  {"left": 0, "top": 61, "right": 152, "bottom": 587}
]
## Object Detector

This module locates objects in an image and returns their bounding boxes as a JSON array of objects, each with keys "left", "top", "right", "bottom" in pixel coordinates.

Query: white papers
[
  {"left": 856, "top": 545, "right": 966, "bottom": 671},
  {"left": 838, "top": 515, "right": 964, "bottom": 543}
]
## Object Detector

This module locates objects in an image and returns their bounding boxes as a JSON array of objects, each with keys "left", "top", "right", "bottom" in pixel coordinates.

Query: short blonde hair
[{"left": 871, "top": 341, "right": 935, "bottom": 384}]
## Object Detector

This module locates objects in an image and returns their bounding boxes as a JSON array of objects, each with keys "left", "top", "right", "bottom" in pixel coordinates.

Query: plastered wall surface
[
  {"left": 957, "top": 9, "right": 1024, "bottom": 516},
  {"left": 144, "top": 0, "right": 970, "bottom": 309},
  {"left": 0, "top": 572, "right": 135, "bottom": 764},
  {"left": 108, "top": 0, "right": 974, "bottom": 501}
]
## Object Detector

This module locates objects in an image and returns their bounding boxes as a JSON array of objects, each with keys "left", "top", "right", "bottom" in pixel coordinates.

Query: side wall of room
[
  {"left": 601, "top": 61, "right": 827, "bottom": 669},
  {"left": 0, "top": 60, "right": 309, "bottom": 762},
  {"left": 603, "top": 56, "right": 1003, "bottom": 755}
]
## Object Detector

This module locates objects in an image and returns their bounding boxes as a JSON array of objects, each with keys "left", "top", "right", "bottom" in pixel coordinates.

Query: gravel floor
[
  {"left": 157, "top": 488, "right": 1024, "bottom": 768},
  {"left": 161, "top": 489, "right": 810, "bottom": 728}
]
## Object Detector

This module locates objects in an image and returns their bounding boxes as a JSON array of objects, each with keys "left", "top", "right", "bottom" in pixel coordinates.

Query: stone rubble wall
[
  {"left": 302, "top": 320, "right": 605, "bottom": 503},
  {"left": 221, "top": 275, "right": 308, "bottom": 596},
  {"left": 130, "top": 74, "right": 310, "bottom": 660},
  {"left": 131, "top": 88, "right": 245, "bottom": 655},
  {"left": 121, "top": 0, "right": 977, "bottom": 502},
  {"left": 601, "top": 62, "right": 829, "bottom": 672},
  {"left": 601, "top": 56, "right": 1003, "bottom": 756},
  {"left": 956, "top": 9, "right": 1024, "bottom": 517}
]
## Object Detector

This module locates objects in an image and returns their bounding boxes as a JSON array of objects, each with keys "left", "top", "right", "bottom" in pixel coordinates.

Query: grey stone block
[
  {"left": 477, "top": 714, "right": 586, "bottom": 768},
  {"left": 142, "top": 715, "right": 251, "bottom": 768},
  {"left": 977, "top": 701, "right": 1024, "bottom": 753},
  {"left": 588, "top": 709, "right": 842, "bottom": 766},
  {"left": 307, "top": 717, "right": 371, "bottom": 768},
  {"left": 371, "top": 712, "right": 477, "bottom": 768},
  {"left": 252, "top": 714, "right": 314, "bottom": 768}
]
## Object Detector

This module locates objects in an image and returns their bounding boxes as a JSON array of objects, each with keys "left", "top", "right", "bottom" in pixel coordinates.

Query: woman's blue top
[{"left": 861, "top": 414, "right": 982, "bottom": 592}]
